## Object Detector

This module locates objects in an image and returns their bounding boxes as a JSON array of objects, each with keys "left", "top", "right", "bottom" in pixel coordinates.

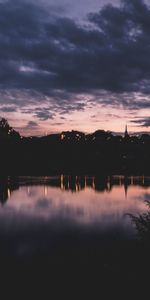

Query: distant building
[{"left": 124, "top": 124, "right": 129, "bottom": 139}]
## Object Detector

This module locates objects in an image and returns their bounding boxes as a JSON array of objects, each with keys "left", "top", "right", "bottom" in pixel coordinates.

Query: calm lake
[
  {"left": 0, "top": 176, "right": 149, "bottom": 248},
  {"left": 0, "top": 174, "right": 150, "bottom": 293}
]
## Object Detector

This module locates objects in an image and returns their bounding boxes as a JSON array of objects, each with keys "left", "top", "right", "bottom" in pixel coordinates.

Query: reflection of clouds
[
  {"left": 0, "top": 180, "right": 148, "bottom": 257},
  {"left": 26, "top": 186, "right": 39, "bottom": 198},
  {"left": 0, "top": 184, "right": 147, "bottom": 236},
  {"left": 143, "top": 193, "right": 150, "bottom": 201},
  {"left": 57, "top": 205, "right": 84, "bottom": 219},
  {"left": 36, "top": 198, "right": 52, "bottom": 209},
  {"left": 132, "top": 193, "right": 150, "bottom": 202}
]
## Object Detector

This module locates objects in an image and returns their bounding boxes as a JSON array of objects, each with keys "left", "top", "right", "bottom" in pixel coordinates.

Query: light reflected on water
[{"left": 0, "top": 175, "right": 149, "bottom": 236}]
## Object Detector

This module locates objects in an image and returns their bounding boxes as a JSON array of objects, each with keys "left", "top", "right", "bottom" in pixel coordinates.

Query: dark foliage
[
  {"left": 0, "top": 118, "right": 150, "bottom": 173},
  {"left": 131, "top": 201, "right": 150, "bottom": 241}
]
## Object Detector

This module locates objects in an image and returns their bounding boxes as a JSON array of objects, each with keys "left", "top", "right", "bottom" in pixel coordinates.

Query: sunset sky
[{"left": 0, "top": 0, "right": 150, "bottom": 136}]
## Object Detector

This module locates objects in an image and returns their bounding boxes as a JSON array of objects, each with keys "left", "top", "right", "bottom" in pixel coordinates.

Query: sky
[{"left": 0, "top": 0, "right": 150, "bottom": 136}]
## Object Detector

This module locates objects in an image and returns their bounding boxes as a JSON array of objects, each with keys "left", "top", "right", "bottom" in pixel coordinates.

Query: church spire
[{"left": 124, "top": 124, "right": 129, "bottom": 138}]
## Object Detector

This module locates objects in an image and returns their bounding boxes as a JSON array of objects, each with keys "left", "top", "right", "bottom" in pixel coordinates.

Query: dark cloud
[
  {"left": 0, "top": 105, "right": 17, "bottom": 112},
  {"left": 0, "top": 0, "right": 150, "bottom": 118},
  {"left": 131, "top": 117, "right": 150, "bottom": 127},
  {"left": 34, "top": 109, "right": 55, "bottom": 121},
  {"left": 26, "top": 121, "right": 39, "bottom": 128}
]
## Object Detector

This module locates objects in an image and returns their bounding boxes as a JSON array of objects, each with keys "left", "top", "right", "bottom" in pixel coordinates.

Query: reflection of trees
[
  {"left": 0, "top": 176, "right": 150, "bottom": 203},
  {"left": 58, "top": 175, "right": 150, "bottom": 195},
  {"left": 60, "top": 175, "right": 86, "bottom": 192},
  {"left": 131, "top": 201, "right": 150, "bottom": 241},
  {"left": 94, "top": 177, "right": 108, "bottom": 192},
  {"left": 0, "top": 176, "right": 19, "bottom": 205}
]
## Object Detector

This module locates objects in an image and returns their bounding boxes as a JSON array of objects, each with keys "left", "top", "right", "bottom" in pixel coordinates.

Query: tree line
[{"left": 0, "top": 118, "right": 150, "bottom": 174}]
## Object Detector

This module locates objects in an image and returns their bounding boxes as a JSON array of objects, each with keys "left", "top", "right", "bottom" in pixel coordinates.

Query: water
[
  {"left": 0, "top": 175, "right": 149, "bottom": 258},
  {"left": 0, "top": 174, "right": 150, "bottom": 294},
  {"left": 0, "top": 176, "right": 149, "bottom": 229}
]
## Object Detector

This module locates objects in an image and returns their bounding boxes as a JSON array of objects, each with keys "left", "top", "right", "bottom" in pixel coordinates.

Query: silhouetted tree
[{"left": 0, "top": 118, "right": 20, "bottom": 139}]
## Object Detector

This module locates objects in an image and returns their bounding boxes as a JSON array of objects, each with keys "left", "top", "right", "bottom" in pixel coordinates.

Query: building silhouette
[{"left": 124, "top": 124, "right": 129, "bottom": 139}]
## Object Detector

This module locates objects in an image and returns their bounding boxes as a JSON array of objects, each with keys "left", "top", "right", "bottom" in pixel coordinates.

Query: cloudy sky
[{"left": 0, "top": 0, "right": 150, "bottom": 135}]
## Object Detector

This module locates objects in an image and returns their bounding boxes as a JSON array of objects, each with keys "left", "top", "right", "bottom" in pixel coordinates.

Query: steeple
[{"left": 124, "top": 124, "right": 129, "bottom": 138}]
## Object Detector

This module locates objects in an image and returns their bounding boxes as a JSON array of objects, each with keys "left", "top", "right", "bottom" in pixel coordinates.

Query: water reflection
[
  {"left": 0, "top": 175, "right": 150, "bottom": 204},
  {"left": 0, "top": 176, "right": 149, "bottom": 277},
  {"left": 0, "top": 175, "right": 149, "bottom": 235},
  {"left": 0, "top": 176, "right": 19, "bottom": 204}
]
